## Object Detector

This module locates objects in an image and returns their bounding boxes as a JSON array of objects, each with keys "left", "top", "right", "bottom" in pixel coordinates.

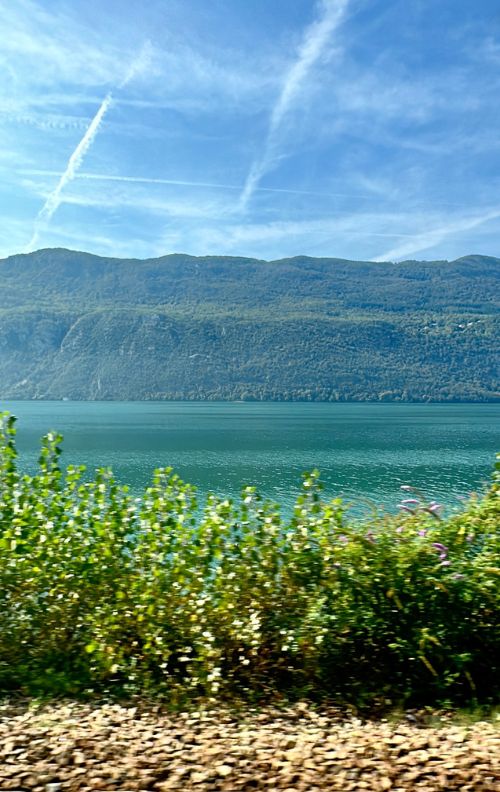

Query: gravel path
[{"left": 0, "top": 701, "right": 498, "bottom": 791}]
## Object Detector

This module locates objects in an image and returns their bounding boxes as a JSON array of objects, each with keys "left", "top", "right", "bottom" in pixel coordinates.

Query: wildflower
[
  {"left": 400, "top": 485, "right": 414, "bottom": 492},
  {"left": 418, "top": 529, "right": 427, "bottom": 537},
  {"left": 439, "top": 560, "right": 451, "bottom": 567},
  {"left": 365, "top": 531, "right": 376, "bottom": 544},
  {"left": 401, "top": 498, "right": 419, "bottom": 505},
  {"left": 432, "top": 542, "right": 448, "bottom": 560}
]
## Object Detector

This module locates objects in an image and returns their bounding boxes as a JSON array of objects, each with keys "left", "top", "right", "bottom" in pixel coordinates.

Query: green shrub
[{"left": 0, "top": 412, "right": 498, "bottom": 706}]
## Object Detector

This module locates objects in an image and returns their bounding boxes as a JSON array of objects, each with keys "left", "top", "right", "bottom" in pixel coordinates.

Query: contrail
[
  {"left": 26, "top": 42, "right": 152, "bottom": 251},
  {"left": 239, "top": 0, "right": 349, "bottom": 210},
  {"left": 118, "top": 39, "right": 153, "bottom": 89},
  {"left": 26, "top": 93, "right": 113, "bottom": 251},
  {"left": 20, "top": 168, "right": 370, "bottom": 200}
]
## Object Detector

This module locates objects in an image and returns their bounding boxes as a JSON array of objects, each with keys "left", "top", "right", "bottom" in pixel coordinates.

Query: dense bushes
[{"left": 0, "top": 412, "right": 498, "bottom": 707}]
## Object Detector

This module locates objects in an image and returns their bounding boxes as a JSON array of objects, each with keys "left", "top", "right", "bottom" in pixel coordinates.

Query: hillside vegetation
[{"left": 0, "top": 249, "right": 498, "bottom": 401}]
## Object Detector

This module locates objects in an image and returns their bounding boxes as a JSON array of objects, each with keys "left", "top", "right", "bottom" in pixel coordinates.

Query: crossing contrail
[{"left": 26, "top": 93, "right": 113, "bottom": 251}]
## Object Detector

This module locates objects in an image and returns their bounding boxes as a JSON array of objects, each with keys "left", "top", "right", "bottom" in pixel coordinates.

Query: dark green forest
[{"left": 0, "top": 249, "right": 498, "bottom": 401}]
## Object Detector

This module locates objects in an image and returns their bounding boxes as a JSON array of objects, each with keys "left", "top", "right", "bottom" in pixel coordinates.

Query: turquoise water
[{"left": 1, "top": 401, "right": 498, "bottom": 513}]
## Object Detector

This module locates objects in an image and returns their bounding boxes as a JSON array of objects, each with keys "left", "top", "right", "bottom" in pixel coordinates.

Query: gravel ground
[{"left": 0, "top": 700, "right": 498, "bottom": 791}]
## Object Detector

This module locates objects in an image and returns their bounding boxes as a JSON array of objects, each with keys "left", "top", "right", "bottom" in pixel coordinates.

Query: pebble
[{"left": 0, "top": 701, "right": 497, "bottom": 791}]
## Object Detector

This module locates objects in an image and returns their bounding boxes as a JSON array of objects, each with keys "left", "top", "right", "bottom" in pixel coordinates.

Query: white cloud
[
  {"left": 25, "top": 222, "right": 151, "bottom": 260},
  {"left": 373, "top": 208, "right": 500, "bottom": 261},
  {"left": 0, "top": 0, "right": 126, "bottom": 89},
  {"left": 57, "top": 190, "right": 232, "bottom": 222},
  {"left": 119, "top": 40, "right": 153, "bottom": 89},
  {"left": 0, "top": 1, "right": 279, "bottom": 117},
  {"left": 156, "top": 204, "right": 500, "bottom": 261},
  {"left": 156, "top": 212, "right": 418, "bottom": 258}
]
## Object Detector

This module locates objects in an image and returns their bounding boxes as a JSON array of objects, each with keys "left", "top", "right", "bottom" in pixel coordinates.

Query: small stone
[
  {"left": 390, "top": 734, "right": 408, "bottom": 747},
  {"left": 191, "top": 771, "right": 209, "bottom": 783},
  {"left": 448, "top": 731, "right": 467, "bottom": 743},
  {"left": 216, "top": 764, "right": 233, "bottom": 777},
  {"left": 304, "top": 759, "right": 318, "bottom": 771},
  {"left": 285, "top": 749, "right": 304, "bottom": 763}
]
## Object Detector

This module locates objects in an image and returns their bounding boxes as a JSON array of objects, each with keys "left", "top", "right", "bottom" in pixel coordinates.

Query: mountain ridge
[{"left": 0, "top": 248, "right": 498, "bottom": 402}]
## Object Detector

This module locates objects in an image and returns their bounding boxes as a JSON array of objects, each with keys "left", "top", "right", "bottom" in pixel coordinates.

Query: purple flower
[
  {"left": 452, "top": 573, "right": 465, "bottom": 580},
  {"left": 398, "top": 505, "right": 415, "bottom": 514},
  {"left": 418, "top": 529, "right": 427, "bottom": 537},
  {"left": 365, "top": 531, "right": 376, "bottom": 544},
  {"left": 424, "top": 503, "right": 443, "bottom": 520},
  {"left": 401, "top": 498, "right": 419, "bottom": 505},
  {"left": 439, "top": 560, "right": 451, "bottom": 567},
  {"left": 432, "top": 542, "right": 448, "bottom": 560},
  {"left": 396, "top": 526, "right": 404, "bottom": 534},
  {"left": 338, "top": 535, "right": 348, "bottom": 544}
]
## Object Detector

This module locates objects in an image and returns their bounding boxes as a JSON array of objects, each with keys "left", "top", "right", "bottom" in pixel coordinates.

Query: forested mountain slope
[{"left": 0, "top": 249, "right": 498, "bottom": 401}]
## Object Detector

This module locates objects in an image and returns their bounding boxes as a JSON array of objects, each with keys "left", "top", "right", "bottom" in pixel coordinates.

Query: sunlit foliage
[{"left": 0, "top": 412, "right": 498, "bottom": 706}]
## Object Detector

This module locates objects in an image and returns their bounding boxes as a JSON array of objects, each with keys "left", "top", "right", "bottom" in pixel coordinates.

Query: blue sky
[{"left": 1, "top": 0, "right": 499, "bottom": 261}]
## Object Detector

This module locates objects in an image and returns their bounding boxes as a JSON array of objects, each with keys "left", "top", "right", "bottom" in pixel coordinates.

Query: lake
[{"left": 1, "top": 401, "right": 498, "bottom": 514}]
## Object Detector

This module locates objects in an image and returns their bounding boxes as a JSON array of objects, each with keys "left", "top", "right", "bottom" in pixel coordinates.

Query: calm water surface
[{"left": 1, "top": 401, "right": 499, "bottom": 514}]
